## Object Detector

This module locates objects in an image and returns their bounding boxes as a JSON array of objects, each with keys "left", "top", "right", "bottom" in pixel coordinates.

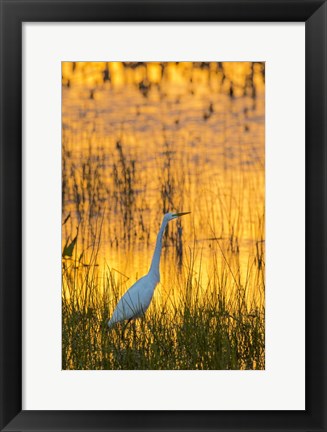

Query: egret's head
[{"left": 164, "top": 211, "right": 191, "bottom": 222}]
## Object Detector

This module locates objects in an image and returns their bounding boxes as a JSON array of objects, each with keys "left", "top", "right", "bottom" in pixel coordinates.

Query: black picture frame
[{"left": 1, "top": 1, "right": 326, "bottom": 431}]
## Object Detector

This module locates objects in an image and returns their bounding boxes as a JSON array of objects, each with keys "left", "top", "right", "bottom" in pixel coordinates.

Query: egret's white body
[{"left": 108, "top": 212, "right": 190, "bottom": 327}]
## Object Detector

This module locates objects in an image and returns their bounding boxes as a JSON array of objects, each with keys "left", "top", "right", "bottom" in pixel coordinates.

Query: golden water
[{"left": 62, "top": 62, "right": 265, "bottom": 311}]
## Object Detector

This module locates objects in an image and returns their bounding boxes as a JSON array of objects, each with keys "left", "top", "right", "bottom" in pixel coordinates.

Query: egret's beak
[{"left": 172, "top": 212, "right": 191, "bottom": 218}]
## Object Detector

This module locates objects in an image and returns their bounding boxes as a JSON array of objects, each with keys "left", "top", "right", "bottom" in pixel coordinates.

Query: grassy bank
[{"left": 62, "top": 298, "right": 264, "bottom": 370}]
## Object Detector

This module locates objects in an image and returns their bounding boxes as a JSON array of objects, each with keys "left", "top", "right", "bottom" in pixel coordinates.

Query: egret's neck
[{"left": 149, "top": 218, "right": 169, "bottom": 281}]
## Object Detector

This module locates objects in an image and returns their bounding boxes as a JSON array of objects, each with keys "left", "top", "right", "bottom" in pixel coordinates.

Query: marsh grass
[{"left": 62, "top": 252, "right": 265, "bottom": 370}]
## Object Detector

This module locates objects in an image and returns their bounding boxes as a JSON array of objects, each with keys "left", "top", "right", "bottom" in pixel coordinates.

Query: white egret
[{"left": 108, "top": 211, "right": 190, "bottom": 328}]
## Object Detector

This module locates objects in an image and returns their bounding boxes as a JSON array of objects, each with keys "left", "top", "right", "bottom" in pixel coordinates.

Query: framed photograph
[{"left": 1, "top": 1, "right": 326, "bottom": 431}]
